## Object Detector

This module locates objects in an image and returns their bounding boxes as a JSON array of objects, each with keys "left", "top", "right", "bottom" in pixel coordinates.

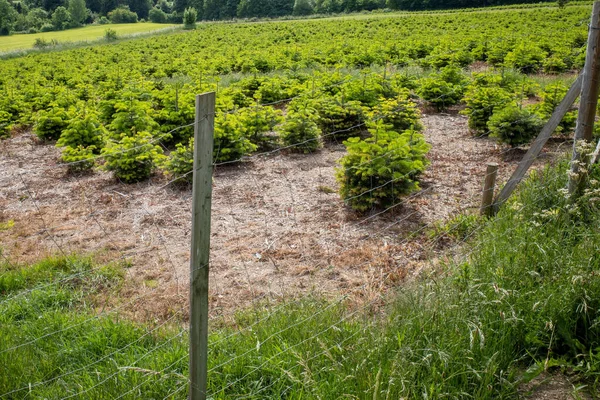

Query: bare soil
[
  {"left": 522, "top": 372, "right": 593, "bottom": 400},
  {"left": 0, "top": 112, "right": 566, "bottom": 322}
]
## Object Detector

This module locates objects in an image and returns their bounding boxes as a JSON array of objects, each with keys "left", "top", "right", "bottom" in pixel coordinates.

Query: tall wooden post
[
  {"left": 569, "top": 1, "right": 600, "bottom": 194},
  {"left": 189, "top": 92, "right": 215, "bottom": 400},
  {"left": 480, "top": 163, "right": 499, "bottom": 217}
]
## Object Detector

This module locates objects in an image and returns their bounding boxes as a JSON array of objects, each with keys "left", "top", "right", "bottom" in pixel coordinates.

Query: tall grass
[{"left": 1, "top": 160, "right": 598, "bottom": 399}]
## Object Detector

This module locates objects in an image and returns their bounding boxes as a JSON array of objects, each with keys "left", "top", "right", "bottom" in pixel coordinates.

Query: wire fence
[{"left": 0, "top": 64, "right": 580, "bottom": 399}]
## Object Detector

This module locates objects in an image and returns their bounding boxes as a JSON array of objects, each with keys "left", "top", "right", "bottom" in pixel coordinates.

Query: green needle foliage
[
  {"left": 56, "top": 108, "right": 106, "bottom": 150},
  {"left": 488, "top": 103, "right": 543, "bottom": 147},
  {"left": 34, "top": 107, "right": 71, "bottom": 141},
  {"left": 280, "top": 108, "right": 322, "bottom": 153},
  {"left": 213, "top": 112, "right": 257, "bottom": 163},
  {"left": 534, "top": 82, "right": 578, "bottom": 136},
  {"left": 462, "top": 84, "right": 514, "bottom": 135},
  {"left": 101, "top": 132, "right": 165, "bottom": 183},
  {"left": 336, "top": 120, "right": 430, "bottom": 212},
  {"left": 370, "top": 89, "right": 423, "bottom": 132},
  {"left": 236, "top": 105, "right": 283, "bottom": 151},
  {"left": 164, "top": 137, "right": 194, "bottom": 182},
  {"left": 60, "top": 145, "right": 96, "bottom": 173}
]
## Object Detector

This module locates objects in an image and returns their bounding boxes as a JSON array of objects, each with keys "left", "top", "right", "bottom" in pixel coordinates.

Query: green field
[{"left": 0, "top": 23, "right": 177, "bottom": 53}]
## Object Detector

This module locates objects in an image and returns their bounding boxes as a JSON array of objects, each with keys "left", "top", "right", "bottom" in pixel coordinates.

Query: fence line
[{"left": 0, "top": 55, "right": 583, "bottom": 399}]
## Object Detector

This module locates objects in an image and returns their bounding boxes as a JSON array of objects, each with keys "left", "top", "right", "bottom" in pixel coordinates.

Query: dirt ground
[{"left": 0, "top": 112, "right": 566, "bottom": 322}]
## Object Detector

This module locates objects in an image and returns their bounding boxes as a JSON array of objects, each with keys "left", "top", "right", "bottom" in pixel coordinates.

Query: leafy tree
[
  {"left": 107, "top": 5, "right": 137, "bottom": 22},
  {"left": 293, "top": 0, "right": 313, "bottom": 16},
  {"left": 67, "top": 0, "right": 88, "bottom": 26},
  {"left": 0, "top": 0, "right": 18, "bottom": 35},
  {"left": 99, "top": 0, "right": 118, "bottom": 14},
  {"left": 43, "top": 0, "right": 64, "bottom": 12},
  {"left": 173, "top": 0, "right": 187, "bottom": 13},
  {"left": 314, "top": 0, "right": 341, "bottom": 13},
  {"left": 25, "top": 7, "right": 49, "bottom": 29},
  {"left": 237, "top": 0, "right": 272, "bottom": 18},
  {"left": 221, "top": 0, "right": 240, "bottom": 18},
  {"left": 149, "top": 6, "right": 167, "bottom": 22},
  {"left": 203, "top": 0, "right": 220, "bottom": 19},
  {"left": 127, "top": 0, "right": 151, "bottom": 20},
  {"left": 270, "top": 0, "right": 294, "bottom": 16},
  {"left": 188, "top": 0, "right": 202, "bottom": 18},
  {"left": 183, "top": 6, "right": 196, "bottom": 27},
  {"left": 85, "top": 0, "right": 102, "bottom": 13},
  {"left": 51, "top": 5, "right": 71, "bottom": 29}
]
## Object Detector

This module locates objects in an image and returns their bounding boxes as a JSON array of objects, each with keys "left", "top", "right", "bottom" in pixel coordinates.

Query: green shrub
[
  {"left": 497, "top": 69, "right": 539, "bottom": 97},
  {"left": 101, "top": 132, "right": 164, "bottom": 183},
  {"left": 34, "top": 107, "right": 71, "bottom": 141},
  {"left": 417, "top": 77, "right": 462, "bottom": 111},
  {"left": 104, "top": 28, "right": 117, "bottom": 41},
  {"left": 97, "top": 16, "right": 109, "bottom": 24},
  {"left": 152, "top": 88, "right": 195, "bottom": 145},
  {"left": 254, "top": 76, "right": 304, "bottom": 104},
  {"left": 56, "top": 109, "right": 106, "bottom": 150},
  {"left": 33, "top": 38, "right": 50, "bottom": 48},
  {"left": 280, "top": 109, "right": 322, "bottom": 153},
  {"left": 487, "top": 104, "right": 543, "bottom": 147},
  {"left": 439, "top": 64, "right": 469, "bottom": 87},
  {"left": 236, "top": 105, "right": 283, "bottom": 150},
  {"left": 39, "top": 22, "right": 54, "bottom": 32},
  {"left": 370, "top": 90, "right": 423, "bottom": 132},
  {"left": 0, "top": 111, "right": 12, "bottom": 138},
  {"left": 107, "top": 6, "right": 138, "bottom": 23},
  {"left": 108, "top": 99, "right": 158, "bottom": 138},
  {"left": 51, "top": 6, "right": 71, "bottom": 30},
  {"left": 542, "top": 53, "right": 569, "bottom": 74},
  {"left": 60, "top": 145, "right": 96, "bottom": 173},
  {"left": 213, "top": 113, "right": 257, "bottom": 163},
  {"left": 504, "top": 43, "right": 546, "bottom": 74},
  {"left": 183, "top": 7, "right": 196, "bottom": 29},
  {"left": 336, "top": 121, "right": 430, "bottom": 212},
  {"left": 534, "top": 82, "right": 577, "bottom": 136},
  {"left": 164, "top": 138, "right": 193, "bottom": 182},
  {"left": 148, "top": 7, "right": 167, "bottom": 23},
  {"left": 461, "top": 85, "right": 513, "bottom": 134},
  {"left": 314, "top": 98, "right": 365, "bottom": 140},
  {"left": 340, "top": 74, "right": 397, "bottom": 107}
]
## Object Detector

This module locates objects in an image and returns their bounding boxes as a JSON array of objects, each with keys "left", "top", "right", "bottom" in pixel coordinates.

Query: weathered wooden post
[
  {"left": 189, "top": 92, "right": 215, "bottom": 400},
  {"left": 480, "top": 162, "right": 499, "bottom": 217},
  {"left": 568, "top": 1, "right": 600, "bottom": 194}
]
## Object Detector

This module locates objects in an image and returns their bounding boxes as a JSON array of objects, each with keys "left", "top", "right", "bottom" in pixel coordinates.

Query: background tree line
[{"left": 0, "top": 0, "right": 560, "bottom": 36}]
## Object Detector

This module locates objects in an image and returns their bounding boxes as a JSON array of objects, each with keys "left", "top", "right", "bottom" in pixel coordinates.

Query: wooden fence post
[
  {"left": 189, "top": 92, "right": 215, "bottom": 400},
  {"left": 568, "top": 1, "right": 600, "bottom": 194},
  {"left": 480, "top": 163, "right": 498, "bottom": 217}
]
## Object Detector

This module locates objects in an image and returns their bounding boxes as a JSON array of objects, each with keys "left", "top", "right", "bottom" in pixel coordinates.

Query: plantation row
[
  {"left": 0, "top": 5, "right": 589, "bottom": 210},
  {"left": 6, "top": 65, "right": 576, "bottom": 211},
  {"left": 0, "top": 4, "right": 590, "bottom": 99}
]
